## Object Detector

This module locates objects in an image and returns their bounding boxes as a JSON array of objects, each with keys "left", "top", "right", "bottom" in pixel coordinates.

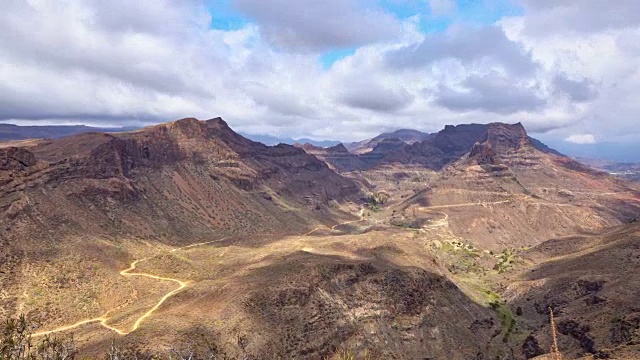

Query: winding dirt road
[
  {"left": 34, "top": 207, "right": 367, "bottom": 338},
  {"left": 33, "top": 240, "right": 221, "bottom": 337}
]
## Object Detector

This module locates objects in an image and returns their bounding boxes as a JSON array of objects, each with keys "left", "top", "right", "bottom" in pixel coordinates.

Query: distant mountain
[
  {"left": 303, "top": 122, "right": 568, "bottom": 173},
  {"left": 0, "top": 123, "right": 138, "bottom": 141},
  {"left": 381, "top": 122, "right": 564, "bottom": 170},
  {"left": 577, "top": 157, "right": 640, "bottom": 182},
  {"left": 346, "top": 129, "right": 432, "bottom": 154},
  {"left": 240, "top": 133, "right": 340, "bottom": 148}
]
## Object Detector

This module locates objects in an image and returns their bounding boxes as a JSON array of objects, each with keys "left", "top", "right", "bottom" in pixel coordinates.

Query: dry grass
[{"left": 326, "top": 350, "right": 374, "bottom": 360}]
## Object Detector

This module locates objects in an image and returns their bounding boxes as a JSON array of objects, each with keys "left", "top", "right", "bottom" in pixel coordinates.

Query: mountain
[
  {"left": 346, "top": 129, "right": 432, "bottom": 154},
  {"left": 549, "top": 141, "right": 640, "bottom": 163},
  {"left": 298, "top": 138, "right": 409, "bottom": 172},
  {"left": 302, "top": 123, "right": 565, "bottom": 172},
  {"left": 380, "top": 123, "right": 563, "bottom": 170},
  {"left": 0, "top": 123, "right": 138, "bottom": 141},
  {"left": 392, "top": 122, "right": 640, "bottom": 249},
  {"left": 240, "top": 133, "right": 341, "bottom": 148},
  {"left": 0, "top": 117, "right": 361, "bottom": 250},
  {"left": 3, "top": 118, "right": 639, "bottom": 359},
  {"left": 296, "top": 143, "right": 369, "bottom": 172}
]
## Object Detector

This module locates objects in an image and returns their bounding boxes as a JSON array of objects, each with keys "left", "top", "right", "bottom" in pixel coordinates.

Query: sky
[{"left": 1, "top": 0, "right": 639, "bottom": 159}]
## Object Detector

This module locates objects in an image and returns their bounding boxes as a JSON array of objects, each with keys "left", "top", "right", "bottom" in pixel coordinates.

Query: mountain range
[
  {"left": 1, "top": 117, "right": 639, "bottom": 359},
  {"left": 0, "top": 123, "right": 138, "bottom": 141}
]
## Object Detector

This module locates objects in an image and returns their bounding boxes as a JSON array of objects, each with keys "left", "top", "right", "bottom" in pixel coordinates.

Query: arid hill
[
  {"left": 503, "top": 222, "right": 640, "bottom": 359},
  {"left": 390, "top": 123, "right": 640, "bottom": 250},
  {"left": 2, "top": 119, "right": 639, "bottom": 359},
  {"left": 1, "top": 117, "right": 360, "bottom": 245},
  {"left": 0, "top": 118, "right": 362, "bottom": 319}
]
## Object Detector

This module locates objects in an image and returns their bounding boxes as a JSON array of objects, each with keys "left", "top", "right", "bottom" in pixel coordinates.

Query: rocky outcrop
[
  {"left": 0, "top": 147, "right": 37, "bottom": 171},
  {"left": 468, "top": 142, "right": 497, "bottom": 165}
]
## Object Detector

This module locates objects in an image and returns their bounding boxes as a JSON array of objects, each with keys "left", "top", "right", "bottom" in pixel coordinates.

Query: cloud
[
  {"left": 243, "top": 81, "right": 317, "bottom": 117},
  {"left": 429, "top": 0, "right": 456, "bottom": 16},
  {"left": 565, "top": 134, "right": 597, "bottom": 144},
  {"left": 553, "top": 74, "right": 598, "bottom": 102},
  {"left": 518, "top": 0, "right": 640, "bottom": 35},
  {"left": 231, "top": 0, "right": 404, "bottom": 50},
  {"left": 434, "top": 73, "right": 546, "bottom": 114},
  {"left": 0, "top": 0, "right": 638, "bottom": 149},
  {"left": 500, "top": 1, "right": 640, "bottom": 144},
  {"left": 338, "top": 83, "right": 414, "bottom": 112},
  {"left": 386, "top": 25, "right": 538, "bottom": 76}
]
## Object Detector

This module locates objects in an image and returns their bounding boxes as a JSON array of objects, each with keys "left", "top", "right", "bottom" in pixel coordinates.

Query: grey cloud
[
  {"left": 339, "top": 85, "right": 414, "bottom": 112},
  {"left": 553, "top": 75, "right": 598, "bottom": 102},
  {"left": 386, "top": 25, "right": 538, "bottom": 76},
  {"left": 523, "top": 120, "right": 577, "bottom": 134},
  {"left": 85, "top": 0, "right": 208, "bottom": 36},
  {"left": 243, "top": 82, "right": 316, "bottom": 118},
  {"left": 232, "top": 0, "right": 404, "bottom": 50},
  {"left": 434, "top": 74, "right": 546, "bottom": 114},
  {"left": 519, "top": 0, "right": 640, "bottom": 35},
  {"left": 0, "top": 1, "right": 217, "bottom": 97}
]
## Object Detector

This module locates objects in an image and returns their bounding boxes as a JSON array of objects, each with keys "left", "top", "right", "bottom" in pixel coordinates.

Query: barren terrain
[{"left": 2, "top": 120, "right": 640, "bottom": 359}]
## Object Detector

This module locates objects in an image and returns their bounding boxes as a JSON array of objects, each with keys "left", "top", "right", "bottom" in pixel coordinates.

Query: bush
[{"left": 1, "top": 315, "right": 76, "bottom": 360}]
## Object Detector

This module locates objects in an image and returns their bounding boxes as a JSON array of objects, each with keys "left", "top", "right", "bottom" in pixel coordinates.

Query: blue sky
[
  {"left": 208, "top": 0, "right": 524, "bottom": 68},
  {"left": 208, "top": 0, "right": 247, "bottom": 30}
]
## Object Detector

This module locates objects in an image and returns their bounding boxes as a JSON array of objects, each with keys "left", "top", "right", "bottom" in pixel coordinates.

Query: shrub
[{"left": 1, "top": 315, "right": 76, "bottom": 360}]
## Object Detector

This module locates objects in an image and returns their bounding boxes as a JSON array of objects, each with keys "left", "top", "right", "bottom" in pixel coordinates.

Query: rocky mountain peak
[
  {"left": 483, "top": 122, "right": 531, "bottom": 153},
  {"left": 326, "top": 143, "right": 350, "bottom": 154}
]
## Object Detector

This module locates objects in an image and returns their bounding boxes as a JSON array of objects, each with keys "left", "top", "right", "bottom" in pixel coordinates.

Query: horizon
[
  {"left": 1, "top": 1, "right": 640, "bottom": 160},
  {"left": 2, "top": 117, "right": 640, "bottom": 162}
]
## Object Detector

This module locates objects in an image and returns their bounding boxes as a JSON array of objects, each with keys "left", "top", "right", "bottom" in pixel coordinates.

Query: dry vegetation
[{"left": 3, "top": 119, "right": 640, "bottom": 359}]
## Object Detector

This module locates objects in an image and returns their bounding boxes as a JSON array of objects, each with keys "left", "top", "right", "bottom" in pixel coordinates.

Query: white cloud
[
  {"left": 231, "top": 0, "right": 405, "bottom": 50},
  {"left": 565, "top": 134, "right": 597, "bottom": 144},
  {"left": 0, "top": 0, "right": 638, "bottom": 146},
  {"left": 429, "top": 0, "right": 456, "bottom": 16}
]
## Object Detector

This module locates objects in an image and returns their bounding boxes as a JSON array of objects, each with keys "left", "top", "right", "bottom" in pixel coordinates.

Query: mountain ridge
[{"left": 0, "top": 117, "right": 362, "bottom": 248}]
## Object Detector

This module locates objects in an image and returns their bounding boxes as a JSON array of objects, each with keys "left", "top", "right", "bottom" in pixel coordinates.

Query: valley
[{"left": 1, "top": 118, "right": 640, "bottom": 359}]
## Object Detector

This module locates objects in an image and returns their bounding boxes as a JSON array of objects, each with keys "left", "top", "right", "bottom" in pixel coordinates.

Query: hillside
[
  {"left": 1, "top": 117, "right": 360, "bottom": 244},
  {"left": 384, "top": 123, "right": 640, "bottom": 250},
  {"left": 2, "top": 119, "right": 639, "bottom": 359},
  {"left": 503, "top": 222, "right": 640, "bottom": 359},
  {"left": 0, "top": 117, "right": 362, "bottom": 322}
]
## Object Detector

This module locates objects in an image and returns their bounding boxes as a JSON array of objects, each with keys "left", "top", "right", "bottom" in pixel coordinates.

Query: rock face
[
  {"left": 483, "top": 122, "right": 529, "bottom": 153},
  {"left": 243, "top": 254, "right": 500, "bottom": 360},
  {"left": 0, "top": 117, "right": 361, "bottom": 246},
  {"left": 0, "top": 147, "right": 37, "bottom": 170},
  {"left": 382, "top": 122, "right": 555, "bottom": 170},
  {"left": 306, "top": 122, "right": 571, "bottom": 172},
  {"left": 506, "top": 223, "right": 640, "bottom": 359},
  {"left": 468, "top": 142, "right": 497, "bottom": 165}
]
